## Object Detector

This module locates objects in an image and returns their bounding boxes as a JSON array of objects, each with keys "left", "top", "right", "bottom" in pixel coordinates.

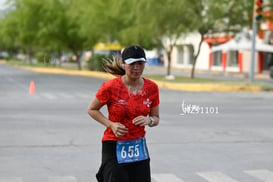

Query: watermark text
[{"left": 180, "top": 100, "right": 219, "bottom": 115}]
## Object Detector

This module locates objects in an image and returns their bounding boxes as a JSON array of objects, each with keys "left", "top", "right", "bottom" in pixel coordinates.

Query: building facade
[{"left": 166, "top": 11, "right": 273, "bottom": 75}]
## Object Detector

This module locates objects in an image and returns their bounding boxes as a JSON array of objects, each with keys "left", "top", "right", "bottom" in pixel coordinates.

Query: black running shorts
[{"left": 96, "top": 141, "right": 151, "bottom": 182}]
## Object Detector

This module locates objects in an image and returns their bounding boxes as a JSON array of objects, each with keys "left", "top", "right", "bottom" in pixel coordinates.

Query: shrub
[
  {"left": 86, "top": 54, "right": 109, "bottom": 72},
  {"left": 35, "top": 52, "right": 50, "bottom": 64}
]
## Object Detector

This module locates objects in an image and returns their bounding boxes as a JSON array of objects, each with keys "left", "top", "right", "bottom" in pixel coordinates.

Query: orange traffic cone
[{"left": 29, "top": 80, "right": 36, "bottom": 95}]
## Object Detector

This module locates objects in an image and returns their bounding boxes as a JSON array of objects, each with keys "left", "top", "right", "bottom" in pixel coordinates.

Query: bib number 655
[
  {"left": 121, "top": 144, "right": 140, "bottom": 158},
  {"left": 116, "top": 137, "right": 149, "bottom": 164}
]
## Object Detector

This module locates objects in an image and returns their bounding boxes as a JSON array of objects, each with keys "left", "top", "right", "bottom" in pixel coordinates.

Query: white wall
[{"left": 169, "top": 32, "right": 210, "bottom": 70}]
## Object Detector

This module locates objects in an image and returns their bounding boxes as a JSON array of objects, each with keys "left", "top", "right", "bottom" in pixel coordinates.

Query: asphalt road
[{"left": 1, "top": 63, "right": 273, "bottom": 182}]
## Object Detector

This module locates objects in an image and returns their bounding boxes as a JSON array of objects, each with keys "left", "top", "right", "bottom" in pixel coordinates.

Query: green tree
[
  {"left": 1, "top": 0, "right": 96, "bottom": 69},
  {"left": 89, "top": 0, "right": 187, "bottom": 76},
  {"left": 135, "top": 0, "right": 255, "bottom": 78},
  {"left": 116, "top": 0, "right": 270, "bottom": 79},
  {"left": 115, "top": 0, "right": 160, "bottom": 49},
  {"left": 0, "top": 14, "right": 19, "bottom": 55},
  {"left": 2, "top": 0, "right": 43, "bottom": 62},
  {"left": 34, "top": 0, "right": 94, "bottom": 70},
  {"left": 58, "top": 0, "right": 91, "bottom": 70},
  {"left": 1, "top": 0, "right": 272, "bottom": 73},
  {"left": 136, "top": 0, "right": 189, "bottom": 76},
  {"left": 80, "top": 0, "right": 160, "bottom": 49},
  {"left": 182, "top": 0, "right": 253, "bottom": 78}
]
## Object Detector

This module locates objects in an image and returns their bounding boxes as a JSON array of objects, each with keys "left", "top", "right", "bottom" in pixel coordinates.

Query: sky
[{"left": 0, "top": 0, "right": 8, "bottom": 10}]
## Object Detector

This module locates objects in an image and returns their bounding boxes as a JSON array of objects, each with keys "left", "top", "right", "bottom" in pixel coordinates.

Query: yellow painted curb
[
  {"left": 1, "top": 61, "right": 265, "bottom": 92},
  {"left": 0, "top": 60, "right": 6, "bottom": 64},
  {"left": 19, "top": 66, "right": 262, "bottom": 92},
  {"left": 154, "top": 81, "right": 262, "bottom": 92},
  {"left": 21, "top": 66, "right": 115, "bottom": 80}
]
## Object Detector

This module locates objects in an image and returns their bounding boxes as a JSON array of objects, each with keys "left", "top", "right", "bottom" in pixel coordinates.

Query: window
[
  {"left": 227, "top": 51, "right": 238, "bottom": 67},
  {"left": 177, "top": 46, "right": 184, "bottom": 64},
  {"left": 177, "top": 45, "right": 194, "bottom": 65},
  {"left": 187, "top": 45, "right": 194, "bottom": 64},
  {"left": 211, "top": 51, "right": 222, "bottom": 66}
]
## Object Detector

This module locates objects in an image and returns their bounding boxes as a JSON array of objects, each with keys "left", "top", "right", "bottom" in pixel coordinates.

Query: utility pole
[
  {"left": 250, "top": 0, "right": 263, "bottom": 82},
  {"left": 250, "top": 14, "right": 257, "bottom": 82}
]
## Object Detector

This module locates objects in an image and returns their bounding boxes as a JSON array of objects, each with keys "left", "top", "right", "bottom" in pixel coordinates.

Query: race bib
[{"left": 116, "top": 137, "right": 149, "bottom": 164}]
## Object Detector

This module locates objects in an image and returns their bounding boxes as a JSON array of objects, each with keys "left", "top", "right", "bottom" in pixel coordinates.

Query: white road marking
[
  {"left": 244, "top": 169, "right": 273, "bottom": 182},
  {"left": 152, "top": 173, "right": 185, "bottom": 182},
  {"left": 3, "top": 170, "right": 273, "bottom": 182},
  {"left": 197, "top": 171, "right": 239, "bottom": 182}
]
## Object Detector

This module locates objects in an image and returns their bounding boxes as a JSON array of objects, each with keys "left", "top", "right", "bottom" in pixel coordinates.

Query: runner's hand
[
  {"left": 110, "top": 122, "right": 128, "bottom": 137},
  {"left": 132, "top": 115, "right": 149, "bottom": 126}
]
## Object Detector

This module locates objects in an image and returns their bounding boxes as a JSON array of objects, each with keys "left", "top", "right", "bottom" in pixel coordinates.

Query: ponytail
[{"left": 102, "top": 55, "right": 125, "bottom": 76}]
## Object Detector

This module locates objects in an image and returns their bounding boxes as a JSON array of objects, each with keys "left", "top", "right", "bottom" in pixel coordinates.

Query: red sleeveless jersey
[{"left": 96, "top": 76, "right": 160, "bottom": 141}]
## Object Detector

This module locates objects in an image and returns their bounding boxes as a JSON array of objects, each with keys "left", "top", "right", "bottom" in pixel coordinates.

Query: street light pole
[
  {"left": 250, "top": 18, "right": 257, "bottom": 83},
  {"left": 250, "top": 0, "right": 263, "bottom": 82},
  {"left": 250, "top": 0, "right": 257, "bottom": 82}
]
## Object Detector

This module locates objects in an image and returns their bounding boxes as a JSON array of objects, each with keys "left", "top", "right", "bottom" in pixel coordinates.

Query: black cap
[{"left": 121, "top": 45, "right": 146, "bottom": 64}]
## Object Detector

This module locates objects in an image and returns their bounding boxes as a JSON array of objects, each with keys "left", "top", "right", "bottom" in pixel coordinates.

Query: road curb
[
  {"left": 21, "top": 66, "right": 115, "bottom": 80},
  {"left": 155, "top": 81, "right": 262, "bottom": 92},
  {"left": 0, "top": 60, "right": 266, "bottom": 92},
  {"left": 15, "top": 65, "right": 263, "bottom": 92}
]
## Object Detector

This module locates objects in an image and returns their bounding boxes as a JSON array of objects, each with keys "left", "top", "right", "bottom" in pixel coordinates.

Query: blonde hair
[{"left": 102, "top": 55, "right": 125, "bottom": 76}]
